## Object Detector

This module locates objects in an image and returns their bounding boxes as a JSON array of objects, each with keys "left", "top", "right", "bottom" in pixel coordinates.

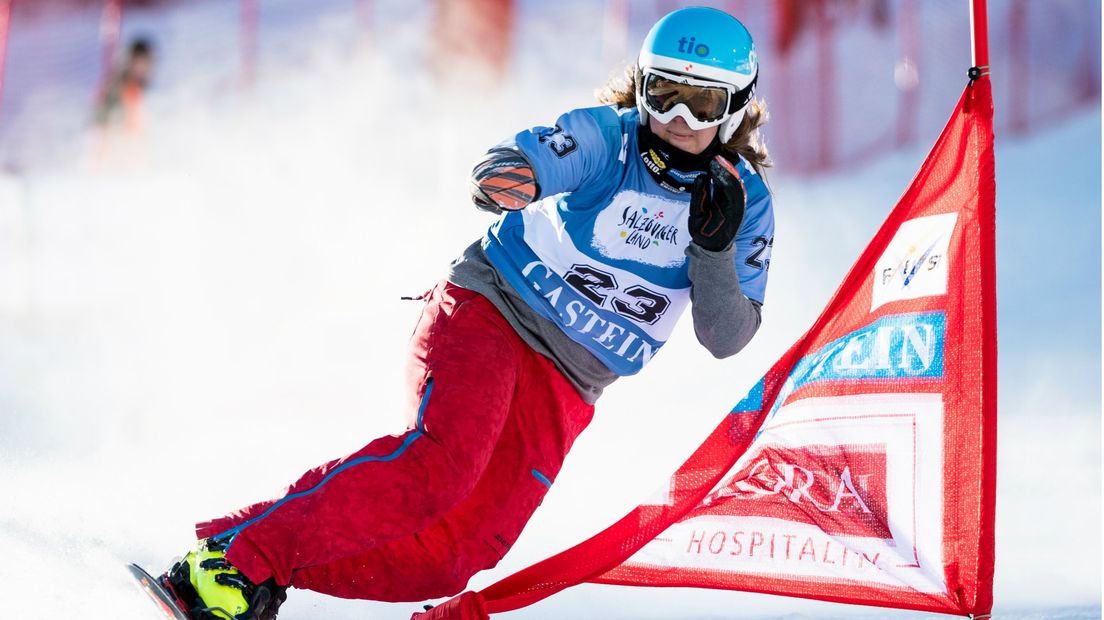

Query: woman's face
[{"left": 648, "top": 114, "right": 719, "bottom": 155}]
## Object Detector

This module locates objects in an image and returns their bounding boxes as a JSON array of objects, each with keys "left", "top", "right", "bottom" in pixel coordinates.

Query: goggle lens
[{"left": 643, "top": 73, "right": 730, "bottom": 123}]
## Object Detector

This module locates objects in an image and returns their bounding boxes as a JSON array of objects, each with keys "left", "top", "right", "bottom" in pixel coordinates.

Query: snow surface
[{"left": 0, "top": 9, "right": 1099, "bottom": 620}]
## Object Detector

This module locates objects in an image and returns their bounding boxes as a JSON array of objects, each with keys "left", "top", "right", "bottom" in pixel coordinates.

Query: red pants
[{"left": 196, "top": 281, "right": 594, "bottom": 601}]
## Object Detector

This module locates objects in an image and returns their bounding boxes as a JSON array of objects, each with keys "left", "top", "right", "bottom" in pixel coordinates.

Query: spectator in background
[{"left": 94, "top": 37, "right": 154, "bottom": 134}]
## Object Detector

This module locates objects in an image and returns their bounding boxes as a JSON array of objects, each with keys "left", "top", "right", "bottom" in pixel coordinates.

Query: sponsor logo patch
[
  {"left": 697, "top": 443, "right": 890, "bottom": 538},
  {"left": 872, "top": 213, "right": 958, "bottom": 311},
  {"left": 593, "top": 190, "right": 689, "bottom": 267}
]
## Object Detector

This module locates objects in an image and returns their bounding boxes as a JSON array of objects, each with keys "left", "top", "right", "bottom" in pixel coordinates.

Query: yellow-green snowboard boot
[{"left": 160, "top": 538, "right": 286, "bottom": 620}]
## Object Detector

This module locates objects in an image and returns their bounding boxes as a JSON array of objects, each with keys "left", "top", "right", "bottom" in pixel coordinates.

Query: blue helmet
[{"left": 637, "top": 7, "right": 759, "bottom": 143}]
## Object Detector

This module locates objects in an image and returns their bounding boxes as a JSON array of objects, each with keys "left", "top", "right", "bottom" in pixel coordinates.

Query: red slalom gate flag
[{"left": 416, "top": 75, "right": 996, "bottom": 620}]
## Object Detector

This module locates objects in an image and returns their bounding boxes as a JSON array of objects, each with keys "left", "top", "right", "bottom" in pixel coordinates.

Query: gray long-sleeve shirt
[{"left": 448, "top": 239, "right": 761, "bottom": 404}]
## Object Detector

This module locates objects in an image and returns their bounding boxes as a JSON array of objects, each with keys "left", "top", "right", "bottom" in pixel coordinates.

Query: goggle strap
[{"left": 727, "top": 73, "right": 758, "bottom": 114}]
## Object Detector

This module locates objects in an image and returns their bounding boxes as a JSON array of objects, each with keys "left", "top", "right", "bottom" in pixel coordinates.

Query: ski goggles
[{"left": 640, "top": 67, "right": 754, "bottom": 130}]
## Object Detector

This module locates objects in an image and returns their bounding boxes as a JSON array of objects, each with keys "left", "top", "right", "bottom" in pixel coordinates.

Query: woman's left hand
[{"left": 688, "top": 155, "right": 746, "bottom": 252}]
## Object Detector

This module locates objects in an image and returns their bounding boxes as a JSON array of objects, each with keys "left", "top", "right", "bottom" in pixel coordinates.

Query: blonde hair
[{"left": 596, "top": 64, "right": 772, "bottom": 178}]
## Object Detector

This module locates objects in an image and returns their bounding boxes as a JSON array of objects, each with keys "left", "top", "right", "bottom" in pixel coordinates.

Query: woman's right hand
[{"left": 470, "top": 148, "right": 540, "bottom": 214}]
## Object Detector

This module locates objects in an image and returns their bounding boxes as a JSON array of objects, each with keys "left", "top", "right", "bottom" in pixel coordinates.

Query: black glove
[{"left": 688, "top": 156, "right": 746, "bottom": 252}]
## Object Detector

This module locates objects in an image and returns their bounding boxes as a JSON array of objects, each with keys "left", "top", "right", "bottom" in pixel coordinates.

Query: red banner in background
[
  {"left": 0, "top": 0, "right": 10, "bottom": 118},
  {"left": 430, "top": 0, "right": 515, "bottom": 87},
  {"left": 417, "top": 69, "right": 996, "bottom": 620}
]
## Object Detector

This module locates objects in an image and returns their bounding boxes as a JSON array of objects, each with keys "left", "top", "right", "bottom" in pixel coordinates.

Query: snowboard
[{"left": 127, "top": 563, "right": 190, "bottom": 619}]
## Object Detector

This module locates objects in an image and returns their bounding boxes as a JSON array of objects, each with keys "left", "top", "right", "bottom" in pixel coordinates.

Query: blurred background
[
  {"left": 0, "top": 0, "right": 1098, "bottom": 171},
  {"left": 0, "top": 1, "right": 1099, "bottom": 618}
]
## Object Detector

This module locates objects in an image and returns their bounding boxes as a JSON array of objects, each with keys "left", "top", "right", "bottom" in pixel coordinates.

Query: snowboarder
[{"left": 152, "top": 7, "right": 774, "bottom": 619}]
